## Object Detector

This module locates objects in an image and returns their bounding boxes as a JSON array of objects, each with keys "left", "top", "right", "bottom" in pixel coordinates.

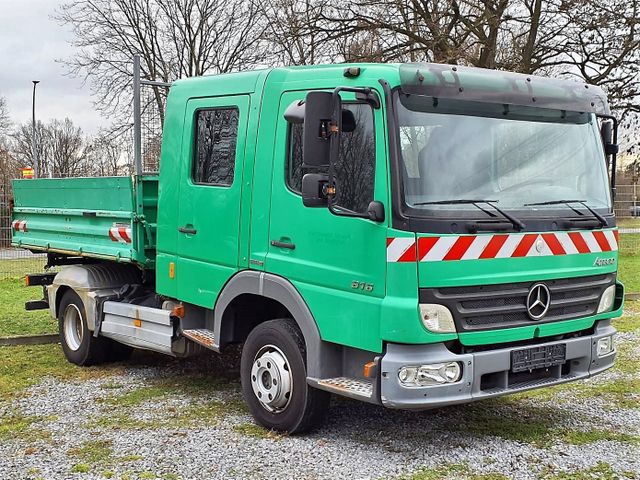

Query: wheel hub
[
  {"left": 63, "top": 303, "right": 84, "bottom": 351},
  {"left": 250, "top": 345, "right": 293, "bottom": 413}
]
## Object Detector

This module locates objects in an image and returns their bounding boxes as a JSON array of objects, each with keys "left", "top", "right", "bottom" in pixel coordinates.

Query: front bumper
[{"left": 380, "top": 320, "right": 616, "bottom": 409}]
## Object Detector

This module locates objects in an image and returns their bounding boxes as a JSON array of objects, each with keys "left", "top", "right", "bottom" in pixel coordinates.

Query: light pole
[{"left": 31, "top": 80, "right": 40, "bottom": 178}]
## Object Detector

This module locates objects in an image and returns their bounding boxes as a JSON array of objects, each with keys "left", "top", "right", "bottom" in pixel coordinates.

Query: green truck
[{"left": 12, "top": 62, "right": 623, "bottom": 433}]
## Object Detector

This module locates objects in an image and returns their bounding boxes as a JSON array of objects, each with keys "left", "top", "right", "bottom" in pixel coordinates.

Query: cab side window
[
  {"left": 193, "top": 108, "right": 239, "bottom": 186},
  {"left": 286, "top": 103, "right": 375, "bottom": 214}
]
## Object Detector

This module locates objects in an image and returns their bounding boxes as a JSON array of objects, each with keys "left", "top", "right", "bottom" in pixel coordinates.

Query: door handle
[
  {"left": 271, "top": 240, "right": 295, "bottom": 250},
  {"left": 178, "top": 226, "right": 197, "bottom": 235}
]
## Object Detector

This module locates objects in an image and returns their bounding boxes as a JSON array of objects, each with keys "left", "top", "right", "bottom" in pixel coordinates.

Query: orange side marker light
[{"left": 363, "top": 361, "right": 376, "bottom": 379}]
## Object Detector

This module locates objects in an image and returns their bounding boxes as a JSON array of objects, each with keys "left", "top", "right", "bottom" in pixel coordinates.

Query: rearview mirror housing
[
  {"left": 284, "top": 100, "right": 304, "bottom": 124},
  {"left": 301, "top": 173, "right": 329, "bottom": 207},
  {"left": 600, "top": 121, "right": 619, "bottom": 156},
  {"left": 303, "top": 91, "right": 339, "bottom": 167}
]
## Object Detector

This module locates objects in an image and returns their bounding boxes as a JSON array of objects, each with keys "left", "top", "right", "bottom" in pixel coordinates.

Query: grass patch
[
  {"left": 106, "top": 385, "right": 168, "bottom": 407},
  {"left": 614, "top": 343, "right": 640, "bottom": 375},
  {"left": 616, "top": 218, "right": 640, "bottom": 229},
  {"left": 152, "top": 374, "right": 238, "bottom": 396},
  {"left": 461, "top": 401, "right": 559, "bottom": 446},
  {"left": 0, "top": 344, "right": 121, "bottom": 403},
  {"left": 90, "top": 398, "right": 246, "bottom": 432},
  {"left": 90, "top": 412, "right": 155, "bottom": 430},
  {"left": 68, "top": 439, "right": 113, "bottom": 465},
  {"left": 177, "top": 398, "right": 246, "bottom": 425},
  {"left": 119, "top": 454, "right": 143, "bottom": 462},
  {"left": 402, "top": 463, "right": 508, "bottom": 480},
  {"left": 70, "top": 463, "right": 91, "bottom": 473},
  {"left": 0, "top": 277, "right": 55, "bottom": 337},
  {"left": 452, "top": 400, "right": 640, "bottom": 447},
  {"left": 514, "top": 376, "right": 639, "bottom": 410},
  {"left": 544, "top": 462, "right": 638, "bottom": 480},
  {"left": 619, "top": 253, "right": 640, "bottom": 293},
  {"left": 576, "top": 378, "right": 640, "bottom": 409},
  {"left": 614, "top": 309, "right": 640, "bottom": 332},
  {"left": 560, "top": 429, "right": 640, "bottom": 445},
  {"left": 0, "top": 411, "right": 50, "bottom": 442}
]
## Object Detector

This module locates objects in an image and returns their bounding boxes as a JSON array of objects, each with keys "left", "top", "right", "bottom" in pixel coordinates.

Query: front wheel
[{"left": 240, "top": 319, "right": 330, "bottom": 434}]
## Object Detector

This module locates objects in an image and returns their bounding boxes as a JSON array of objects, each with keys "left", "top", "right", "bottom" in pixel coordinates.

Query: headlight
[
  {"left": 597, "top": 285, "right": 616, "bottom": 314},
  {"left": 419, "top": 304, "right": 456, "bottom": 333},
  {"left": 596, "top": 335, "right": 614, "bottom": 357},
  {"left": 398, "top": 362, "right": 462, "bottom": 387}
]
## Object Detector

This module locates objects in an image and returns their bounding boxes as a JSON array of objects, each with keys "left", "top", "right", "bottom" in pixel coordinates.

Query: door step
[
  {"left": 182, "top": 329, "right": 217, "bottom": 349},
  {"left": 316, "top": 376, "right": 373, "bottom": 399}
]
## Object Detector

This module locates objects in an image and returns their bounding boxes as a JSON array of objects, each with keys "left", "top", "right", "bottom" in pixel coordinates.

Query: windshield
[{"left": 395, "top": 93, "right": 612, "bottom": 218}]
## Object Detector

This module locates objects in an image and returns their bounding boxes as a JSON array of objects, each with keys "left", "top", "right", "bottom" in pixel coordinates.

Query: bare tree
[
  {"left": 11, "top": 118, "right": 92, "bottom": 178},
  {"left": 86, "top": 132, "right": 130, "bottom": 177},
  {"left": 56, "top": 0, "right": 268, "bottom": 125},
  {"left": 46, "top": 119, "right": 91, "bottom": 177},
  {"left": 0, "top": 96, "right": 10, "bottom": 137},
  {"left": 11, "top": 121, "right": 48, "bottom": 176},
  {"left": 259, "top": 0, "right": 334, "bottom": 65}
]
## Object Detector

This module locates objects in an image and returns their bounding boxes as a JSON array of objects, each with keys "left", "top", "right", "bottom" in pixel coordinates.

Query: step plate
[
  {"left": 317, "top": 377, "right": 373, "bottom": 398},
  {"left": 182, "top": 329, "right": 217, "bottom": 349}
]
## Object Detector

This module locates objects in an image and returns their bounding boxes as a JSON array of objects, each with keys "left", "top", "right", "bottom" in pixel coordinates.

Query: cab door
[
  {"left": 264, "top": 90, "right": 388, "bottom": 353},
  {"left": 176, "top": 95, "right": 249, "bottom": 308}
]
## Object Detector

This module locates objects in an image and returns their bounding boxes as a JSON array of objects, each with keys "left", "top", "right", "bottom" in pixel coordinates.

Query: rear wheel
[
  {"left": 58, "top": 289, "right": 111, "bottom": 366},
  {"left": 241, "top": 319, "right": 330, "bottom": 434}
]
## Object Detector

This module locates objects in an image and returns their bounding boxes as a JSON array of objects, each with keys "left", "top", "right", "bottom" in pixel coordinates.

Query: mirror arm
[{"left": 597, "top": 113, "right": 618, "bottom": 197}]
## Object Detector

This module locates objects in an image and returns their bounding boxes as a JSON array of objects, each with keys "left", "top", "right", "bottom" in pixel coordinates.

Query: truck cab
[{"left": 12, "top": 62, "right": 623, "bottom": 433}]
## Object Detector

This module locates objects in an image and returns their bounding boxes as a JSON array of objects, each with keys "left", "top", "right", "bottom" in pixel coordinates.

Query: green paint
[
  {"left": 11, "top": 64, "right": 622, "bottom": 363},
  {"left": 12, "top": 176, "right": 158, "bottom": 267}
]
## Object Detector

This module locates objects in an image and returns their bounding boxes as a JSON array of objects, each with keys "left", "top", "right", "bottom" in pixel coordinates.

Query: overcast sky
[{"left": 0, "top": 0, "right": 108, "bottom": 135}]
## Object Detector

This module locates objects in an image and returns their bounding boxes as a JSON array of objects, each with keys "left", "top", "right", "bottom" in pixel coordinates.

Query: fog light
[
  {"left": 398, "top": 362, "right": 462, "bottom": 387},
  {"left": 419, "top": 304, "right": 456, "bottom": 333},
  {"left": 596, "top": 335, "right": 614, "bottom": 357},
  {"left": 597, "top": 285, "right": 616, "bottom": 314}
]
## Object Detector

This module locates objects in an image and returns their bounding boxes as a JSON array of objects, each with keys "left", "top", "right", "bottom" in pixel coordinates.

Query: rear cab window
[{"left": 193, "top": 108, "right": 239, "bottom": 186}]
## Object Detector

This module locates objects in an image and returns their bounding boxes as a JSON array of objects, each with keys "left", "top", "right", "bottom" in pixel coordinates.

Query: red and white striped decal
[
  {"left": 11, "top": 220, "right": 27, "bottom": 232},
  {"left": 387, "top": 230, "right": 618, "bottom": 263},
  {"left": 109, "top": 226, "right": 132, "bottom": 244}
]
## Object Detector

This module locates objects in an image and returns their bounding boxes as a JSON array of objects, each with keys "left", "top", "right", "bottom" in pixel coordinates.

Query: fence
[{"left": 0, "top": 181, "right": 49, "bottom": 279}]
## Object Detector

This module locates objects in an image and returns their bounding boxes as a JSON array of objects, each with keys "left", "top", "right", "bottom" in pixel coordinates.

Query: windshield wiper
[
  {"left": 523, "top": 199, "right": 607, "bottom": 227},
  {"left": 414, "top": 199, "right": 526, "bottom": 231}
]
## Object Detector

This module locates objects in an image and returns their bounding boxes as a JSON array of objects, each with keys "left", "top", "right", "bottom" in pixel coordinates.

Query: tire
[
  {"left": 58, "top": 289, "right": 111, "bottom": 366},
  {"left": 240, "top": 318, "right": 330, "bottom": 434}
]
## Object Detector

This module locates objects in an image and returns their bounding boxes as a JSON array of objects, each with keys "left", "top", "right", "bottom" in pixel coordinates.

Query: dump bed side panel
[{"left": 11, "top": 176, "right": 158, "bottom": 268}]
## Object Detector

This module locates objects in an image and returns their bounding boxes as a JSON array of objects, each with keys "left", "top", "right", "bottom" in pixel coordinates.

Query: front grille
[{"left": 420, "top": 274, "right": 616, "bottom": 332}]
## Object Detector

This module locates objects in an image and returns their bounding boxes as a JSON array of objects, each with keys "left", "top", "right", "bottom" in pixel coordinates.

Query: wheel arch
[
  {"left": 49, "top": 263, "right": 142, "bottom": 330},
  {"left": 213, "top": 271, "right": 337, "bottom": 379}
]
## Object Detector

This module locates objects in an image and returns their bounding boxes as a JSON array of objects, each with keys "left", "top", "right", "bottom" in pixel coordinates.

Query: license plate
[{"left": 511, "top": 344, "right": 566, "bottom": 373}]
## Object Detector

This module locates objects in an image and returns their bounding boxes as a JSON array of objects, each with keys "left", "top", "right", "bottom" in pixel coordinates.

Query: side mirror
[
  {"left": 600, "top": 121, "right": 619, "bottom": 157},
  {"left": 303, "top": 91, "right": 340, "bottom": 167},
  {"left": 367, "top": 201, "right": 385, "bottom": 222},
  {"left": 302, "top": 173, "right": 329, "bottom": 207}
]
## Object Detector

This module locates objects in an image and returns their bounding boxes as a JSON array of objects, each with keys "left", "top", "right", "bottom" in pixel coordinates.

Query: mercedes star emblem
[{"left": 526, "top": 283, "right": 551, "bottom": 320}]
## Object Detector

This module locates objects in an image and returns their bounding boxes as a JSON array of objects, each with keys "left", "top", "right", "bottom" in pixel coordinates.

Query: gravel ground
[{"left": 0, "top": 331, "right": 638, "bottom": 480}]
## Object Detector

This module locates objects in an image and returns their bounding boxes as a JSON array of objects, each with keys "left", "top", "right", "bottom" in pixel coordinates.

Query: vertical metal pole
[
  {"left": 133, "top": 55, "right": 142, "bottom": 176},
  {"left": 31, "top": 80, "right": 40, "bottom": 178}
]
